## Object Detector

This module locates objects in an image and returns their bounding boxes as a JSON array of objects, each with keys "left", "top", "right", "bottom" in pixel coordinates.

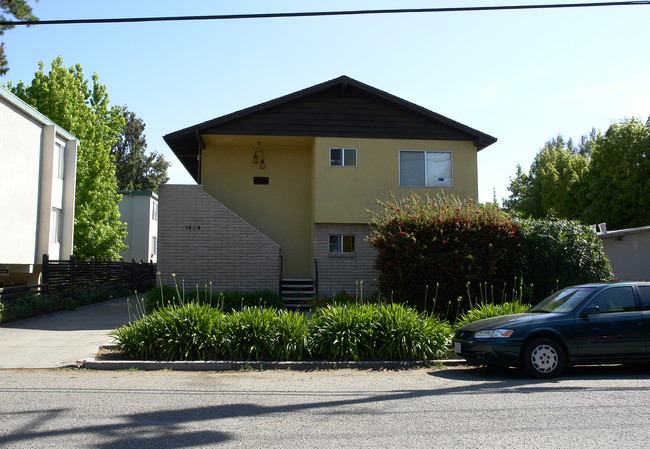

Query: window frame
[
  {"left": 50, "top": 207, "right": 62, "bottom": 244},
  {"left": 329, "top": 148, "right": 357, "bottom": 167},
  {"left": 54, "top": 141, "right": 65, "bottom": 180},
  {"left": 329, "top": 235, "right": 356, "bottom": 254},
  {"left": 398, "top": 150, "right": 453, "bottom": 187}
]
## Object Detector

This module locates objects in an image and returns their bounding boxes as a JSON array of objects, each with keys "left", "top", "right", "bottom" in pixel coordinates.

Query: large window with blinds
[{"left": 399, "top": 150, "right": 452, "bottom": 187}]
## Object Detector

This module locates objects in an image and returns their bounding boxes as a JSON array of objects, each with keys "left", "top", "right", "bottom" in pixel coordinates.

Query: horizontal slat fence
[{"left": 42, "top": 254, "right": 156, "bottom": 294}]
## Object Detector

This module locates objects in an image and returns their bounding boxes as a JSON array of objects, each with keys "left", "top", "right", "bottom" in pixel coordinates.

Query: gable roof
[{"left": 164, "top": 76, "right": 497, "bottom": 182}]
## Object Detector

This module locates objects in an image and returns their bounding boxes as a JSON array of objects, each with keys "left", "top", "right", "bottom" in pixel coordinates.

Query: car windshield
[{"left": 528, "top": 287, "right": 597, "bottom": 313}]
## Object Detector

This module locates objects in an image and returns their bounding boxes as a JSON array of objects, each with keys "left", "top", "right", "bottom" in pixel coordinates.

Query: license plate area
[{"left": 454, "top": 342, "right": 461, "bottom": 353}]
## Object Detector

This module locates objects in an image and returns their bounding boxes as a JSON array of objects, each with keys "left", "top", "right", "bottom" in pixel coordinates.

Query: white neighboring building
[
  {"left": 598, "top": 225, "right": 650, "bottom": 281},
  {"left": 0, "top": 87, "right": 78, "bottom": 287},
  {"left": 118, "top": 190, "right": 158, "bottom": 263}
]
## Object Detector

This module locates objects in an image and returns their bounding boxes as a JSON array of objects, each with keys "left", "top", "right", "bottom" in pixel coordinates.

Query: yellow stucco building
[{"left": 161, "top": 76, "right": 496, "bottom": 301}]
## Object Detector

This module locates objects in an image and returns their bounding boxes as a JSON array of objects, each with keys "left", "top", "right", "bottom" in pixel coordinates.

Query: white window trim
[
  {"left": 50, "top": 207, "right": 62, "bottom": 244},
  {"left": 329, "top": 148, "right": 357, "bottom": 167},
  {"left": 399, "top": 150, "right": 453, "bottom": 187}
]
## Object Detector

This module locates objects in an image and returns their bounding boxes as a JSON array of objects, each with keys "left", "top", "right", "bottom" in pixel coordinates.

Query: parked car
[{"left": 453, "top": 282, "right": 650, "bottom": 378}]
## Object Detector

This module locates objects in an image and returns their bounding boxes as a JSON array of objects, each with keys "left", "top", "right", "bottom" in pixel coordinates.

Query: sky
[{"left": 2, "top": 0, "right": 649, "bottom": 204}]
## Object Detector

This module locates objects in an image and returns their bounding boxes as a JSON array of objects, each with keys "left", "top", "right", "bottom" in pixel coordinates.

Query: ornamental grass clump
[
  {"left": 368, "top": 193, "right": 521, "bottom": 318},
  {"left": 112, "top": 301, "right": 226, "bottom": 361}
]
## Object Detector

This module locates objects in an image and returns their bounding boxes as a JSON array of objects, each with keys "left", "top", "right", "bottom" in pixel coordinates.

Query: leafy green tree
[
  {"left": 581, "top": 117, "right": 650, "bottom": 229},
  {"left": 112, "top": 107, "right": 170, "bottom": 191},
  {"left": 0, "top": 0, "right": 38, "bottom": 75},
  {"left": 504, "top": 135, "right": 590, "bottom": 219},
  {"left": 8, "top": 58, "right": 127, "bottom": 259},
  {"left": 506, "top": 118, "right": 649, "bottom": 230}
]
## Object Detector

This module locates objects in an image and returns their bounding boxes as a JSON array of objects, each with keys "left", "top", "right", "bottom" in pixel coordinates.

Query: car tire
[{"left": 522, "top": 338, "right": 565, "bottom": 379}]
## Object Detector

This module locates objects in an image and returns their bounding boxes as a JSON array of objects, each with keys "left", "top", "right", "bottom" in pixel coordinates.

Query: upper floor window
[
  {"left": 151, "top": 201, "right": 158, "bottom": 221},
  {"left": 399, "top": 150, "right": 452, "bottom": 187},
  {"left": 330, "top": 148, "right": 357, "bottom": 167},
  {"left": 54, "top": 142, "right": 65, "bottom": 179}
]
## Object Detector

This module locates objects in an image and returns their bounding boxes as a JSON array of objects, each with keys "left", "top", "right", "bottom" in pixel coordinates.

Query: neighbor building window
[
  {"left": 330, "top": 148, "right": 357, "bottom": 167},
  {"left": 399, "top": 150, "right": 452, "bottom": 187},
  {"left": 54, "top": 142, "right": 65, "bottom": 179},
  {"left": 151, "top": 201, "right": 158, "bottom": 221},
  {"left": 151, "top": 236, "right": 158, "bottom": 256},
  {"left": 329, "top": 235, "right": 355, "bottom": 254},
  {"left": 50, "top": 208, "right": 62, "bottom": 244}
]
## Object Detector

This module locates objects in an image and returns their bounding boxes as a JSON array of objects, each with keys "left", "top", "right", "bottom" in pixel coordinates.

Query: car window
[
  {"left": 587, "top": 286, "right": 636, "bottom": 313},
  {"left": 529, "top": 287, "right": 595, "bottom": 312},
  {"left": 637, "top": 286, "right": 650, "bottom": 311}
]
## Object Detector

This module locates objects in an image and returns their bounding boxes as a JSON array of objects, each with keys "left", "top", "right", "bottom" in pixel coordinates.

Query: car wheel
[{"left": 522, "top": 338, "right": 565, "bottom": 379}]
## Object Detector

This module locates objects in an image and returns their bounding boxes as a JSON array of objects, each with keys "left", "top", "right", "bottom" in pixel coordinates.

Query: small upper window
[
  {"left": 151, "top": 201, "right": 158, "bottom": 221},
  {"left": 329, "top": 235, "right": 355, "bottom": 254},
  {"left": 399, "top": 150, "right": 452, "bottom": 187},
  {"left": 330, "top": 148, "right": 357, "bottom": 167},
  {"left": 54, "top": 142, "right": 65, "bottom": 179}
]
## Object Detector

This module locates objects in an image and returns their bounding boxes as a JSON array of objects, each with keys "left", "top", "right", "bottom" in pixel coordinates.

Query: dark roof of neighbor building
[{"left": 164, "top": 75, "right": 497, "bottom": 183}]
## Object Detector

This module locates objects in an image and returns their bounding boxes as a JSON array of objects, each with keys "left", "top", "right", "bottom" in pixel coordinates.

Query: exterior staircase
[{"left": 281, "top": 278, "right": 315, "bottom": 309}]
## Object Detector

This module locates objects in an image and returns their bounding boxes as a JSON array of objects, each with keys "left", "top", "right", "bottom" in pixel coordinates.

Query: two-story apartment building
[
  {"left": 117, "top": 190, "right": 159, "bottom": 263},
  {"left": 0, "top": 87, "right": 78, "bottom": 287},
  {"left": 160, "top": 76, "right": 496, "bottom": 297}
]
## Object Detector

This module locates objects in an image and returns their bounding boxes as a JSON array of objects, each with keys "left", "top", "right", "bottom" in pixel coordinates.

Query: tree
[
  {"left": 8, "top": 57, "right": 127, "bottom": 259},
  {"left": 505, "top": 118, "right": 650, "bottom": 230},
  {"left": 581, "top": 117, "right": 650, "bottom": 229},
  {"left": 112, "top": 108, "right": 170, "bottom": 191},
  {"left": 0, "top": 0, "right": 38, "bottom": 76},
  {"left": 504, "top": 135, "right": 590, "bottom": 219}
]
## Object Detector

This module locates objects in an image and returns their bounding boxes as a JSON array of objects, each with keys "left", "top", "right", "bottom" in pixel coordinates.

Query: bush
[
  {"left": 113, "top": 302, "right": 452, "bottom": 362},
  {"left": 368, "top": 193, "right": 521, "bottom": 318},
  {"left": 518, "top": 218, "right": 614, "bottom": 302},
  {"left": 454, "top": 300, "right": 531, "bottom": 329}
]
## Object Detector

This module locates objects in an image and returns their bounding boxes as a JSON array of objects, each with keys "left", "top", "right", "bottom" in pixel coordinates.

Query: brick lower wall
[
  {"left": 158, "top": 185, "right": 281, "bottom": 293},
  {"left": 313, "top": 223, "right": 378, "bottom": 297}
]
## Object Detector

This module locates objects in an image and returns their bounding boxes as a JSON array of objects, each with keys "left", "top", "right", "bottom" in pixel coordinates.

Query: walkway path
[{"left": 0, "top": 295, "right": 138, "bottom": 369}]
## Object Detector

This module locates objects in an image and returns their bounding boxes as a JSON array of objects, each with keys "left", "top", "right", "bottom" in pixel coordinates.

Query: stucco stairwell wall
[{"left": 157, "top": 184, "right": 281, "bottom": 292}]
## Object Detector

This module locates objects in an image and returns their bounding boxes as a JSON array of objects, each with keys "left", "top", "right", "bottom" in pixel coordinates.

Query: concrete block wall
[
  {"left": 313, "top": 223, "right": 379, "bottom": 296},
  {"left": 158, "top": 185, "right": 281, "bottom": 292}
]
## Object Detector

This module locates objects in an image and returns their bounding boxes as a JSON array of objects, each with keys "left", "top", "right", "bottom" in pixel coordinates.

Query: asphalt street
[{"left": 1, "top": 364, "right": 649, "bottom": 448}]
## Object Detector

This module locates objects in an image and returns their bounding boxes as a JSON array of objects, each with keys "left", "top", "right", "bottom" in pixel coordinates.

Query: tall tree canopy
[
  {"left": 112, "top": 108, "right": 170, "bottom": 191},
  {"left": 0, "top": 0, "right": 38, "bottom": 76},
  {"left": 505, "top": 117, "right": 650, "bottom": 230},
  {"left": 8, "top": 57, "right": 127, "bottom": 259}
]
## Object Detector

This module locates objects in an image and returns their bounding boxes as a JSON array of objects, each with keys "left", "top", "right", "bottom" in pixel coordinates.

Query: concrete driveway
[{"left": 0, "top": 295, "right": 137, "bottom": 369}]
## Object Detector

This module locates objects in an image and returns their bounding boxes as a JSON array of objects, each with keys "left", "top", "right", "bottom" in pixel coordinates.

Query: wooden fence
[{"left": 41, "top": 254, "right": 156, "bottom": 293}]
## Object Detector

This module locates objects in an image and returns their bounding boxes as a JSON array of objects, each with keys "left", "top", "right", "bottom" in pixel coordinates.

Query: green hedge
[
  {"left": 112, "top": 302, "right": 452, "bottom": 362},
  {"left": 517, "top": 218, "right": 613, "bottom": 302},
  {"left": 368, "top": 193, "right": 521, "bottom": 318}
]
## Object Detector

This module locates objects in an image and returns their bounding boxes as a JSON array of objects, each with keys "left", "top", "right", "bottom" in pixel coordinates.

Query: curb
[
  {"left": 79, "top": 358, "right": 467, "bottom": 371},
  {"left": 79, "top": 343, "right": 467, "bottom": 371}
]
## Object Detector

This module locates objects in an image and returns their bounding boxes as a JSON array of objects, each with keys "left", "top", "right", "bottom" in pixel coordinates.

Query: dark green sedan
[{"left": 453, "top": 282, "right": 650, "bottom": 378}]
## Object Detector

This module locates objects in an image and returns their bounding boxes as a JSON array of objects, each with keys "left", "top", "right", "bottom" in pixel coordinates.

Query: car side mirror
[{"left": 579, "top": 305, "right": 599, "bottom": 318}]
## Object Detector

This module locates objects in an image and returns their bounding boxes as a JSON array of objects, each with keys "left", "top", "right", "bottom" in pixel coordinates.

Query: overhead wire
[{"left": 1, "top": 1, "right": 649, "bottom": 26}]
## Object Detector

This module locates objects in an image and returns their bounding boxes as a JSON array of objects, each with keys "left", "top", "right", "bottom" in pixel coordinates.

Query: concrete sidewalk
[{"left": 0, "top": 295, "right": 137, "bottom": 369}]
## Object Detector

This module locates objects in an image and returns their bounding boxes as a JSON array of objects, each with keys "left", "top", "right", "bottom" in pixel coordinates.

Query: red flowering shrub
[{"left": 367, "top": 194, "right": 521, "bottom": 318}]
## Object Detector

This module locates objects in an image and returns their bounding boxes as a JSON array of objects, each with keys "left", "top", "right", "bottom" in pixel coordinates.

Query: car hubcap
[{"left": 530, "top": 344, "right": 558, "bottom": 373}]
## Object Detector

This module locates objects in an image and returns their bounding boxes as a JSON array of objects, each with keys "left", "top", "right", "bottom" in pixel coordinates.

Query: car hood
[{"left": 458, "top": 313, "right": 563, "bottom": 332}]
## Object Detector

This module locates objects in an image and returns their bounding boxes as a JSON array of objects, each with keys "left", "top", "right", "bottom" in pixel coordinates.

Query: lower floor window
[{"left": 329, "top": 235, "right": 355, "bottom": 254}]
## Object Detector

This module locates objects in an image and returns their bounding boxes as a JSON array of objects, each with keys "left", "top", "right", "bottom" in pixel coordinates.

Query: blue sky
[{"left": 3, "top": 1, "right": 649, "bottom": 203}]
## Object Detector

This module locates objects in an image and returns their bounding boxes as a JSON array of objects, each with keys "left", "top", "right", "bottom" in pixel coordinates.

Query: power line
[{"left": 1, "top": 1, "right": 649, "bottom": 26}]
